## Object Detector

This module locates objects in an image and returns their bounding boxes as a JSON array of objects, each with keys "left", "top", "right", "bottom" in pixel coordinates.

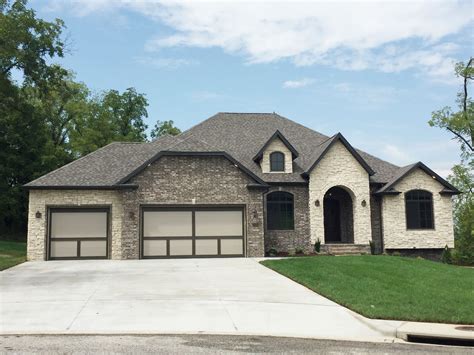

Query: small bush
[
  {"left": 441, "top": 245, "right": 453, "bottom": 264},
  {"left": 369, "top": 240, "right": 375, "bottom": 255},
  {"left": 267, "top": 248, "right": 278, "bottom": 257},
  {"left": 295, "top": 246, "right": 304, "bottom": 255},
  {"left": 391, "top": 251, "right": 401, "bottom": 257},
  {"left": 314, "top": 238, "right": 321, "bottom": 253}
]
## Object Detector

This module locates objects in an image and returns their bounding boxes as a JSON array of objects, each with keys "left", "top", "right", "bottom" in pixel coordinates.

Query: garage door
[
  {"left": 142, "top": 207, "right": 245, "bottom": 258},
  {"left": 48, "top": 208, "right": 109, "bottom": 260}
]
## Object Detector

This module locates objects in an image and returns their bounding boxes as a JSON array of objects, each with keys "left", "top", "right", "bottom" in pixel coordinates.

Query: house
[{"left": 25, "top": 112, "right": 459, "bottom": 260}]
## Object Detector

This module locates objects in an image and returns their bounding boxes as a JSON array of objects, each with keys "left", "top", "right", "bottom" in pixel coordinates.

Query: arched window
[
  {"left": 270, "top": 152, "right": 285, "bottom": 172},
  {"left": 405, "top": 190, "right": 434, "bottom": 229},
  {"left": 267, "top": 191, "right": 294, "bottom": 230}
]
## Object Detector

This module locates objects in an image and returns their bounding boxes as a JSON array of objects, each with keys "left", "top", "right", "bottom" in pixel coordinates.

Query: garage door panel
[
  {"left": 195, "top": 239, "right": 218, "bottom": 255},
  {"left": 221, "top": 239, "right": 244, "bottom": 255},
  {"left": 49, "top": 209, "right": 109, "bottom": 260},
  {"left": 51, "top": 212, "right": 107, "bottom": 239},
  {"left": 143, "top": 240, "right": 167, "bottom": 256},
  {"left": 80, "top": 240, "right": 107, "bottom": 257},
  {"left": 50, "top": 240, "right": 77, "bottom": 258},
  {"left": 169, "top": 240, "right": 193, "bottom": 256},
  {"left": 195, "top": 211, "right": 243, "bottom": 237},
  {"left": 143, "top": 211, "right": 192, "bottom": 237}
]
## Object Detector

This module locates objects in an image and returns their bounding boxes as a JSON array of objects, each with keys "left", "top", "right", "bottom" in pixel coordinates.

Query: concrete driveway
[{"left": 0, "top": 259, "right": 400, "bottom": 341}]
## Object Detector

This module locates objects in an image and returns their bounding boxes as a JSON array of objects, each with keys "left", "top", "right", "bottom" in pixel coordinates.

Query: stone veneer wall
[
  {"left": 382, "top": 168, "right": 454, "bottom": 249},
  {"left": 260, "top": 137, "right": 293, "bottom": 173},
  {"left": 264, "top": 185, "right": 311, "bottom": 254},
  {"left": 27, "top": 190, "right": 123, "bottom": 261},
  {"left": 308, "top": 141, "right": 372, "bottom": 245},
  {"left": 369, "top": 186, "right": 383, "bottom": 254},
  {"left": 122, "top": 155, "right": 265, "bottom": 258}
]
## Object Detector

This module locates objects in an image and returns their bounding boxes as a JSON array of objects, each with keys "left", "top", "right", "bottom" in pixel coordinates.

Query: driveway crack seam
[{"left": 65, "top": 287, "right": 99, "bottom": 331}]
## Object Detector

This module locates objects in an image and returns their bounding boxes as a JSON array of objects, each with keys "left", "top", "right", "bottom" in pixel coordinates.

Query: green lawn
[
  {"left": 261, "top": 255, "right": 474, "bottom": 324},
  {"left": 0, "top": 240, "right": 27, "bottom": 271}
]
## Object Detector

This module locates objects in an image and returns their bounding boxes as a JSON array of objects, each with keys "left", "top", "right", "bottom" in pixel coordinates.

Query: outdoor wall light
[
  {"left": 35, "top": 211, "right": 42, "bottom": 219},
  {"left": 315, "top": 200, "right": 320, "bottom": 207},
  {"left": 361, "top": 200, "right": 367, "bottom": 207},
  {"left": 129, "top": 211, "right": 135, "bottom": 220}
]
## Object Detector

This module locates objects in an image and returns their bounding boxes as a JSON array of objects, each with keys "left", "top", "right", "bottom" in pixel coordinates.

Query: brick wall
[{"left": 264, "top": 185, "right": 311, "bottom": 254}]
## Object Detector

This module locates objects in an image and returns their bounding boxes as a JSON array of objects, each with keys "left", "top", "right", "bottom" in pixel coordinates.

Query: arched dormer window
[
  {"left": 405, "top": 190, "right": 434, "bottom": 229},
  {"left": 267, "top": 191, "right": 294, "bottom": 230},
  {"left": 270, "top": 152, "right": 285, "bottom": 172}
]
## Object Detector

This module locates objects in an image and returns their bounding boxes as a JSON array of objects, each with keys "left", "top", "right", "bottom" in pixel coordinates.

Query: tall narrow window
[
  {"left": 405, "top": 190, "right": 434, "bottom": 229},
  {"left": 267, "top": 191, "right": 294, "bottom": 230},
  {"left": 270, "top": 152, "right": 285, "bottom": 172}
]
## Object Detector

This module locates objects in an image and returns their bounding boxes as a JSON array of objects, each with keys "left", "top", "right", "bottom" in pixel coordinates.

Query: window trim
[
  {"left": 266, "top": 191, "right": 295, "bottom": 231},
  {"left": 404, "top": 189, "right": 435, "bottom": 230},
  {"left": 269, "top": 151, "right": 285, "bottom": 172}
]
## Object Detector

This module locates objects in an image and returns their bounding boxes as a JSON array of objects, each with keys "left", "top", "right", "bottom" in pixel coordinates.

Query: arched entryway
[{"left": 324, "top": 186, "right": 354, "bottom": 243}]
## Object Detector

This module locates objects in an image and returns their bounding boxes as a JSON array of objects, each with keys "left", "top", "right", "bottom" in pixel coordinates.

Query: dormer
[{"left": 253, "top": 130, "right": 299, "bottom": 173}]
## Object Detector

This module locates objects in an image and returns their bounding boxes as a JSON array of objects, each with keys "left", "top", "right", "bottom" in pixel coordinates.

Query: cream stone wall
[
  {"left": 382, "top": 169, "right": 454, "bottom": 249},
  {"left": 261, "top": 138, "right": 293, "bottom": 173},
  {"left": 308, "top": 141, "right": 371, "bottom": 245},
  {"left": 27, "top": 190, "right": 123, "bottom": 261}
]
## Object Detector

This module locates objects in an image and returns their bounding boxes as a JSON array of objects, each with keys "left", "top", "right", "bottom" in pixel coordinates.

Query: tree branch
[{"left": 447, "top": 126, "right": 474, "bottom": 151}]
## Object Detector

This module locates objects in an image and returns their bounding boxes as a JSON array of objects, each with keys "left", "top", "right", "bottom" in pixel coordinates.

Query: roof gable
[
  {"left": 252, "top": 130, "right": 299, "bottom": 162},
  {"left": 303, "top": 133, "right": 375, "bottom": 177},
  {"left": 375, "top": 162, "right": 460, "bottom": 195}
]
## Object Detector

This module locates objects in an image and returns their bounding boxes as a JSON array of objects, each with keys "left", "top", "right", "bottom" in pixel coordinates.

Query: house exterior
[{"left": 25, "top": 113, "right": 459, "bottom": 260}]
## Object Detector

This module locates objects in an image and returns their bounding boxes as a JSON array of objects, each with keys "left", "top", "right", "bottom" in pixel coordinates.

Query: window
[
  {"left": 270, "top": 152, "right": 285, "bottom": 172},
  {"left": 405, "top": 190, "right": 434, "bottom": 229},
  {"left": 267, "top": 191, "right": 294, "bottom": 230}
]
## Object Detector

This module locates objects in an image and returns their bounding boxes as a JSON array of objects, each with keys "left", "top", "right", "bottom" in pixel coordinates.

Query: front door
[{"left": 324, "top": 199, "right": 341, "bottom": 243}]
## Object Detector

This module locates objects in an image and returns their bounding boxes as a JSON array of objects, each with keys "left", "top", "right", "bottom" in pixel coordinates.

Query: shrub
[
  {"left": 441, "top": 245, "right": 453, "bottom": 264},
  {"left": 295, "top": 246, "right": 304, "bottom": 255},
  {"left": 267, "top": 248, "right": 278, "bottom": 257},
  {"left": 369, "top": 240, "right": 375, "bottom": 255},
  {"left": 314, "top": 238, "right": 321, "bottom": 253}
]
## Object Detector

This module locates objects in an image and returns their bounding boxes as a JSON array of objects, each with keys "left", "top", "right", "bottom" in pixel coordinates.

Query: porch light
[
  {"left": 361, "top": 200, "right": 367, "bottom": 207},
  {"left": 315, "top": 200, "right": 320, "bottom": 207},
  {"left": 129, "top": 211, "right": 135, "bottom": 220},
  {"left": 35, "top": 211, "right": 42, "bottom": 219}
]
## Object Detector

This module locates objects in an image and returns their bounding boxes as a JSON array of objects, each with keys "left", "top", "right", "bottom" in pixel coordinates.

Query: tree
[
  {"left": 0, "top": 0, "right": 66, "bottom": 236},
  {"left": 429, "top": 58, "right": 474, "bottom": 265},
  {"left": 69, "top": 88, "right": 149, "bottom": 156},
  {"left": 150, "top": 120, "right": 181, "bottom": 139}
]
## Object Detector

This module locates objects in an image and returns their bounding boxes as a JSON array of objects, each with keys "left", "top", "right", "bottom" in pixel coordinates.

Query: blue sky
[{"left": 32, "top": 0, "right": 473, "bottom": 176}]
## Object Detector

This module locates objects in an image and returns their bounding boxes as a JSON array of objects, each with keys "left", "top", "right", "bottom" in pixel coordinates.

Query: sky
[{"left": 31, "top": 0, "right": 474, "bottom": 177}]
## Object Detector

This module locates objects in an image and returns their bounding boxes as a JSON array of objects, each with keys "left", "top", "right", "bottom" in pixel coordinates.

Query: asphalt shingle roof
[{"left": 26, "top": 112, "right": 404, "bottom": 188}]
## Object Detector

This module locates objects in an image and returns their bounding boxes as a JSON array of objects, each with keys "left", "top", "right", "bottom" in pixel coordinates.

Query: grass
[
  {"left": 261, "top": 255, "right": 474, "bottom": 324},
  {"left": 0, "top": 240, "right": 27, "bottom": 271}
]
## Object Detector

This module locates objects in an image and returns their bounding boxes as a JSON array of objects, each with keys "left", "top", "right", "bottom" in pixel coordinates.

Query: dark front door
[{"left": 324, "top": 199, "right": 341, "bottom": 243}]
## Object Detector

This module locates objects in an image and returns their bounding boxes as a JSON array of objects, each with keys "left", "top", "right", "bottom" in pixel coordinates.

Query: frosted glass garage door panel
[
  {"left": 50, "top": 241, "right": 77, "bottom": 258},
  {"left": 195, "top": 239, "right": 218, "bottom": 255},
  {"left": 221, "top": 239, "right": 243, "bottom": 255},
  {"left": 80, "top": 240, "right": 107, "bottom": 257},
  {"left": 143, "top": 211, "right": 192, "bottom": 237},
  {"left": 195, "top": 211, "right": 243, "bottom": 236},
  {"left": 51, "top": 212, "right": 107, "bottom": 239},
  {"left": 169, "top": 240, "right": 192, "bottom": 256},
  {"left": 143, "top": 240, "right": 167, "bottom": 256}
]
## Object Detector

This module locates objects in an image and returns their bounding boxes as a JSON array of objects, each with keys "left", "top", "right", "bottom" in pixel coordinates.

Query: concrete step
[{"left": 321, "top": 244, "right": 371, "bottom": 255}]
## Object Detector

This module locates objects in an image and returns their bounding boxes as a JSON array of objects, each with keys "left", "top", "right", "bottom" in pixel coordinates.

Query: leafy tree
[
  {"left": 429, "top": 58, "right": 474, "bottom": 265},
  {"left": 0, "top": 0, "right": 65, "bottom": 83},
  {"left": 150, "top": 120, "right": 181, "bottom": 139},
  {"left": 69, "top": 88, "right": 149, "bottom": 156}
]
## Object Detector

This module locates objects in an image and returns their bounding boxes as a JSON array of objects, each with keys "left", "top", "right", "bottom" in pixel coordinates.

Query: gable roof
[
  {"left": 252, "top": 130, "right": 299, "bottom": 162},
  {"left": 375, "top": 162, "right": 460, "bottom": 195},
  {"left": 26, "top": 112, "right": 432, "bottom": 189},
  {"left": 302, "top": 133, "right": 375, "bottom": 177}
]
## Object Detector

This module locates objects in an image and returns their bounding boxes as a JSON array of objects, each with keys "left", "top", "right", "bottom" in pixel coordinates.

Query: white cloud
[
  {"left": 134, "top": 56, "right": 198, "bottom": 69},
  {"left": 382, "top": 144, "right": 412, "bottom": 165},
  {"left": 282, "top": 78, "right": 315, "bottom": 89},
  {"left": 46, "top": 0, "right": 473, "bottom": 82}
]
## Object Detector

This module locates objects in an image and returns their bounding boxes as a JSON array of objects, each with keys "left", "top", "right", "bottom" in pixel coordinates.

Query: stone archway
[{"left": 323, "top": 186, "right": 354, "bottom": 243}]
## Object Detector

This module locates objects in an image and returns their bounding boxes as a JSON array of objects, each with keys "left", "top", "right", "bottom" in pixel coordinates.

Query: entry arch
[{"left": 323, "top": 186, "right": 354, "bottom": 243}]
